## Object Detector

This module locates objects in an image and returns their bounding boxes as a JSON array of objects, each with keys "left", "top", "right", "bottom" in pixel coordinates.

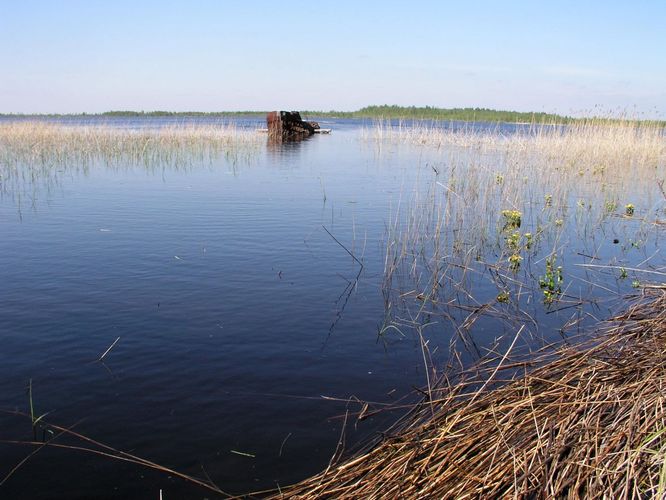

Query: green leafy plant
[
  {"left": 506, "top": 231, "right": 521, "bottom": 251},
  {"left": 524, "top": 232, "right": 533, "bottom": 250},
  {"left": 501, "top": 210, "right": 522, "bottom": 230},
  {"left": 508, "top": 253, "right": 522, "bottom": 271},
  {"left": 605, "top": 200, "right": 618, "bottom": 213},
  {"left": 539, "top": 255, "right": 563, "bottom": 304}
]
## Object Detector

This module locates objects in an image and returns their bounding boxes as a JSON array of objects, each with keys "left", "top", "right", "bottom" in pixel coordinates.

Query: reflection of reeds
[
  {"left": 0, "top": 121, "right": 262, "bottom": 170},
  {"left": 274, "top": 286, "right": 666, "bottom": 498}
]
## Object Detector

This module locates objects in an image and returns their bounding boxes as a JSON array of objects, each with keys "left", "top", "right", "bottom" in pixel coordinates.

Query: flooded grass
[
  {"left": 373, "top": 119, "right": 666, "bottom": 353},
  {"left": 0, "top": 121, "right": 264, "bottom": 212},
  {"left": 0, "top": 121, "right": 262, "bottom": 170}
]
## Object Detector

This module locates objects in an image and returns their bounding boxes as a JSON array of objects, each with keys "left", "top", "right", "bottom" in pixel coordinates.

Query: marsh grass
[
  {"left": 273, "top": 286, "right": 666, "bottom": 498},
  {"left": 0, "top": 121, "right": 263, "bottom": 211},
  {"left": 0, "top": 121, "right": 262, "bottom": 171},
  {"left": 374, "top": 118, "right": 666, "bottom": 355}
]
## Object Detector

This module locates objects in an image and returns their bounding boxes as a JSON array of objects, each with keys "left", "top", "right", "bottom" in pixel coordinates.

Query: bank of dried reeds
[{"left": 274, "top": 286, "right": 666, "bottom": 499}]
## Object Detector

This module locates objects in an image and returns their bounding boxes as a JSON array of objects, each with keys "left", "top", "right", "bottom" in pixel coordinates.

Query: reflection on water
[
  {"left": 266, "top": 131, "right": 314, "bottom": 158},
  {"left": 0, "top": 117, "right": 664, "bottom": 498}
]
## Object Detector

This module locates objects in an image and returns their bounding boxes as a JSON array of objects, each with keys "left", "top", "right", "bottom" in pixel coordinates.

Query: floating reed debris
[{"left": 274, "top": 286, "right": 666, "bottom": 498}]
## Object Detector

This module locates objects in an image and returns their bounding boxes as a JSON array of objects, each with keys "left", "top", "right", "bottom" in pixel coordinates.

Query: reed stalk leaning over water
[{"left": 270, "top": 285, "right": 666, "bottom": 498}]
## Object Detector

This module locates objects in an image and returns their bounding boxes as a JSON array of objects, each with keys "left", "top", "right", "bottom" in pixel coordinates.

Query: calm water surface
[{"left": 0, "top": 117, "right": 661, "bottom": 498}]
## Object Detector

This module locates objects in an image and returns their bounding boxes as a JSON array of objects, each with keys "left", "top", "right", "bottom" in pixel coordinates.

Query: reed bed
[
  {"left": 376, "top": 118, "right": 666, "bottom": 354},
  {"left": 0, "top": 121, "right": 262, "bottom": 170},
  {"left": 367, "top": 119, "right": 665, "bottom": 226},
  {"left": 274, "top": 286, "right": 666, "bottom": 498},
  {"left": 363, "top": 118, "right": 665, "bottom": 167}
]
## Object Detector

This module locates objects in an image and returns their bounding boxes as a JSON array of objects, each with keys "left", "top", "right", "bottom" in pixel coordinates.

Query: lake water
[{"left": 0, "top": 117, "right": 663, "bottom": 498}]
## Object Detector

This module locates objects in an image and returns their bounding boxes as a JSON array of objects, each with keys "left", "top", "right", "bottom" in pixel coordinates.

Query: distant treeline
[
  {"left": 97, "top": 110, "right": 266, "bottom": 117},
  {"left": 73, "top": 107, "right": 580, "bottom": 123},
  {"left": 2, "top": 106, "right": 663, "bottom": 125},
  {"left": 305, "top": 105, "right": 573, "bottom": 123},
  {"left": 0, "top": 110, "right": 266, "bottom": 118}
]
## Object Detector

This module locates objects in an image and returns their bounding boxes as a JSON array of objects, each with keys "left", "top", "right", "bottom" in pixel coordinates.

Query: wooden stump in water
[{"left": 266, "top": 111, "right": 318, "bottom": 140}]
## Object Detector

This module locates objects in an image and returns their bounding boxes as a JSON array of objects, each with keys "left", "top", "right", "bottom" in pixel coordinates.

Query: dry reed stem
[
  {"left": 0, "top": 410, "right": 231, "bottom": 496},
  {"left": 273, "top": 287, "right": 666, "bottom": 499}
]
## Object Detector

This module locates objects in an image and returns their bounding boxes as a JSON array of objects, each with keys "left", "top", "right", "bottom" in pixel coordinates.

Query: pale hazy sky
[{"left": 1, "top": 1, "right": 664, "bottom": 117}]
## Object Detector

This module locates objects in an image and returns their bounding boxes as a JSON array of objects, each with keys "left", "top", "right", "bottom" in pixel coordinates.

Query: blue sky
[{"left": 1, "top": 1, "right": 664, "bottom": 117}]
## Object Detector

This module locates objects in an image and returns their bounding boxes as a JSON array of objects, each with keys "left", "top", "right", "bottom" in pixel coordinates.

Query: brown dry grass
[{"left": 272, "top": 286, "right": 666, "bottom": 499}]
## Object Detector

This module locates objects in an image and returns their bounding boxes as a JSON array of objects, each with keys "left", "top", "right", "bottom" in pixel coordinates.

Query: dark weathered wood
[
  {"left": 257, "top": 128, "right": 332, "bottom": 134},
  {"left": 266, "top": 111, "right": 321, "bottom": 139}
]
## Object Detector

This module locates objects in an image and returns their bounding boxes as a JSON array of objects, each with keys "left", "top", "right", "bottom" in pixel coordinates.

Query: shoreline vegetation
[
  {"left": 268, "top": 286, "right": 666, "bottom": 498},
  {"left": 1, "top": 105, "right": 664, "bottom": 126}
]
